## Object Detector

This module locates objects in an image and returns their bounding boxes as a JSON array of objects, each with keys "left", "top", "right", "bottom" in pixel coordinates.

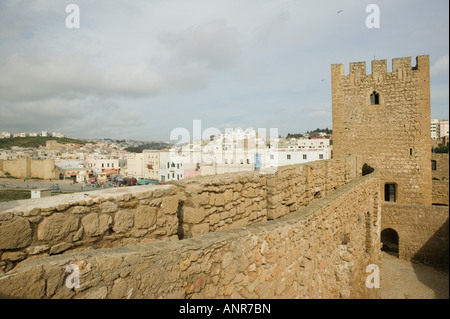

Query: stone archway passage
[{"left": 381, "top": 228, "right": 399, "bottom": 257}]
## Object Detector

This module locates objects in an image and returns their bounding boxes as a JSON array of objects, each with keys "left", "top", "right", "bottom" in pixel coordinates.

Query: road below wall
[{"left": 379, "top": 251, "right": 449, "bottom": 299}]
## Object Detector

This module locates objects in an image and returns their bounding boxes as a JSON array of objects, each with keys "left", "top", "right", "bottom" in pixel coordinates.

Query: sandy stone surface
[{"left": 379, "top": 251, "right": 449, "bottom": 299}]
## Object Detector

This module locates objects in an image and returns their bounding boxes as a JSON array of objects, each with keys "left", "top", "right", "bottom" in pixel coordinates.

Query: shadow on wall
[
  {"left": 412, "top": 217, "right": 449, "bottom": 298},
  {"left": 362, "top": 163, "right": 375, "bottom": 176},
  {"left": 412, "top": 217, "right": 449, "bottom": 267}
]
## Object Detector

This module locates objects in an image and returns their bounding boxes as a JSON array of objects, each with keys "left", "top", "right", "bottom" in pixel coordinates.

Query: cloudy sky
[{"left": 0, "top": 0, "right": 448, "bottom": 141}]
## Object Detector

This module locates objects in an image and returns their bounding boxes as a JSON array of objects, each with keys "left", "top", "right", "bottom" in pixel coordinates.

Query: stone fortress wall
[
  {"left": 432, "top": 153, "right": 449, "bottom": 206},
  {"left": 381, "top": 202, "right": 448, "bottom": 266},
  {"left": 0, "top": 156, "right": 382, "bottom": 299},
  {"left": 0, "top": 185, "right": 180, "bottom": 273},
  {"left": 0, "top": 157, "right": 359, "bottom": 273},
  {"left": 380, "top": 153, "right": 449, "bottom": 266},
  {"left": 1, "top": 158, "right": 58, "bottom": 180},
  {"left": 174, "top": 156, "right": 359, "bottom": 238}
]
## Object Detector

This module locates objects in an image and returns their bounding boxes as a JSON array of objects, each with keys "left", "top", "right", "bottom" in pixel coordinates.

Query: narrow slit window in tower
[
  {"left": 384, "top": 183, "right": 397, "bottom": 202},
  {"left": 370, "top": 91, "right": 380, "bottom": 105},
  {"left": 432, "top": 160, "right": 437, "bottom": 171}
]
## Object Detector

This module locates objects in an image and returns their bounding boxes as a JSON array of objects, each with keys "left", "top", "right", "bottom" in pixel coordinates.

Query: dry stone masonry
[
  {"left": 0, "top": 157, "right": 360, "bottom": 273},
  {"left": 382, "top": 202, "right": 449, "bottom": 266},
  {"left": 172, "top": 156, "right": 360, "bottom": 238},
  {"left": 0, "top": 158, "right": 381, "bottom": 299},
  {"left": 0, "top": 185, "right": 179, "bottom": 273},
  {"left": 432, "top": 153, "right": 449, "bottom": 206},
  {"left": 0, "top": 156, "right": 384, "bottom": 298}
]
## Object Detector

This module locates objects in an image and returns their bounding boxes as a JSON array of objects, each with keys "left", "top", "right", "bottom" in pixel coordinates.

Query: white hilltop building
[
  {"left": 123, "top": 129, "right": 331, "bottom": 183},
  {"left": 162, "top": 128, "right": 332, "bottom": 180}
]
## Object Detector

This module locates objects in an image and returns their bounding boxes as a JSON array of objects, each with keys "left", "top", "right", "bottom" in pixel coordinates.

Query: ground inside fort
[{"left": 380, "top": 251, "right": 449, "bottom": 299}]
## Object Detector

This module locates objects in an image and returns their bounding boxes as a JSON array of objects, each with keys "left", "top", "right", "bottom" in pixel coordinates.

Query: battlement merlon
[
  {"left": 371, "top": 59, "right": 387, "bottom": 74},
  {"left": 413, "top": 54, "right": 430, "bottom": 72},
  {"left": 331, "top": 55, "right": 430, "bottom": 79},
  {"left": 349, "top": 61, "right": 366, "bottom": 76}
]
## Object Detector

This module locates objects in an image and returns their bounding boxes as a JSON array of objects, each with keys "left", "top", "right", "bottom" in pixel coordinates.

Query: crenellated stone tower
[{"left": 332, "top": 55, "right": 432, "bottom": 205}]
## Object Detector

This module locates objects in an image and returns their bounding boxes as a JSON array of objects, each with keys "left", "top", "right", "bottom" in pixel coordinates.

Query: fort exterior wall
[
  {"left": 432, "top": 180, "right": 449, "bottom": 206},
  {"left": 168, "top": 156, "right": 359, "bottom": 238},
  {"left": 0, "top": 157, "right": 361, "bottom": 273},
  {"left": 174, "top": 170, "right": 268, "bottom": 239},
  {"left": 0, "top": 167, "right": 381, "bottom": 299},
  {"left": 265, "top": 155, "right": 360, "bottom": 220},
  {"left": 1, "top": 158, "right": 58, "bottom": 180},
  {"left": 381, "top": 202, "right": 449, "bottom": 266},
  {"left": 30, "top": 159, "right": 58, "bottom": 180},
  {"left": 432, "top": 153, "right": 449, "bottom": 205},
  {"left": 2, "top": 159, "right": 30, "bottom": 179}
]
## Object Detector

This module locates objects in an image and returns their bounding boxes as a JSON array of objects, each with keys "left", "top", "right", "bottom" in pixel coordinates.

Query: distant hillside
[
  {"left": 0, "top": 136, "right": 87, "bottom": 149},
  {"left": 287, "top": 128, "right": 332, "bottom": 138},
  {"left": 125, "top": 142, "right": 172, "bottom": 153}
]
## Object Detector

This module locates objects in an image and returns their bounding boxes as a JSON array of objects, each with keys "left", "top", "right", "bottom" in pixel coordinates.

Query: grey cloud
[
  {"left": 0, "top": 98, "right": 83, "bottom": 132},
  {"left": 306, "top": 111, "right": 331, "bottom": 118},
  {"left": 159, "top": 19, "right": 242, "bottom": 70},
  {"left": 0, "top": 54, "right": 164, "bottom": 102},
  {"left": 0, "top": 0, "right": 447, "bottom": 140},
  {"left": 431, "top": 85, "right": 449, "bottom": 105},
  {"left": 431, "top": 55, "right": 449, "bottom": 77},
  {"left": 0, "top": 96, "right": 143, "bottom": 138}
]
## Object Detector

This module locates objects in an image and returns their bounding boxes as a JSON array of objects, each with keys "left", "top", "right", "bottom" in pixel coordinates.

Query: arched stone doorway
[{"left": 381, "top": 228, "right": 399, "bottom": 257}]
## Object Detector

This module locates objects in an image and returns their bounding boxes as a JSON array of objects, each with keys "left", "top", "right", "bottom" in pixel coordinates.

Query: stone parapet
[
  {"left": 0, "top": 157, "right": 363, "bottom": 274},
  {"left": 172, "top": 155, "right": 360, "bottom": 238},
  {"left": 0, "top": 168, "right": 381, "bottom": 299},
  {"left": 0, "top": 185, "right": 179, "bottom": 273}
]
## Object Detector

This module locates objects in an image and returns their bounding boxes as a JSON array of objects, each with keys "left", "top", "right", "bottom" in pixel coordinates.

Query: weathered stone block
[
  {"left": 37, "top": 214, "right": 79, "bottom": 242},
  {"left": 0, "top": 218, "right": 32, "bottom": 249},
  {"left": 26, "top": 245, "right": 50, "bottom": 255},
  {"left": 119, "top": 200, "right": 139, "bottom": 209},
  {"left": 182, "top": 207, "right": 205, "bottom": 224},
  {"left": 49, "top": 242, "right": 74, "bottom": 254},
  {"left": 190, "top": 223, "right": 209, "bottom": 236},
  {"left": 81, "top": 213, "right": 99, "bottom": 237},
  {"left": 1, "top": 251, "right": 26, "bottom": 262},
  {"left": 208, "top": 193, "right": 215, "bottom": 206},
  {"left": 215, "top": 193, "right": 225, "bottom": 206},
  {"left": 71, "top": 206, "right": 89, "bottom": 215},
  {"left": 223, "top": 189, "right": 233, "bottom": 202},
  {"left": 209, "top": 213, "right": 221, "bottom": 225},
  {"left": 100, "top": 202, "right": 118, "bottom": 214},
  {"left": 198, "top": 192, "right": 210, "bottom": 206},
  {"left": 113, "top": 211, "right": 134, "bottom": 233},
  {"left": 98, "top": 214, "right": 113, "bottom": 234},
  {"left": 161, "top": 196, "right": 178, "bottom": 215},
  {"left": 134, "top": 206, "right": 157, "bottom": 229}
]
